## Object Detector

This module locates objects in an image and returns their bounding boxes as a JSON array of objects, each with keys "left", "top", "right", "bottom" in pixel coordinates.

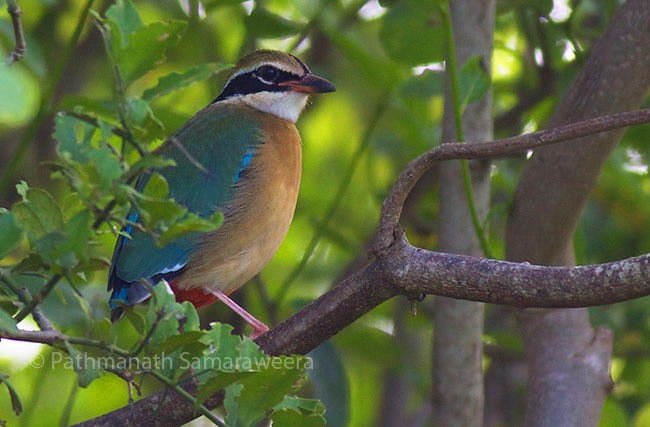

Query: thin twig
[
  {"left": 19, "top": 288, "right": 53, "bottom": 331},
  {"left": 92, "top": 15, "right": 146, "bottom": 158},
  {"left": 0, "top": 269, "right": 30, "bottom": 306},
  {"left": 64, "top": 111, "right": 130, "bottom": 140},
  {"left": 164, "top": 136, "right": 209, "bottom": 175},
  {"left": 0, "top": 328, "right": 124, "bottom": 353},
  {"left": 5, "top": 0, "right": 26, "bottom": 64},
  {"left": 13, "top": 273, "right": 63, "bottom": 323},
  {"left": 130, "top": 308, "right": 166, "bottom": 356}
]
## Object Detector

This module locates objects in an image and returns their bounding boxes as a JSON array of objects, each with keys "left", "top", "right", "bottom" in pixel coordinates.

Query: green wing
[{"left": 109, "top": 103, "right": 263, "bottom": 289}]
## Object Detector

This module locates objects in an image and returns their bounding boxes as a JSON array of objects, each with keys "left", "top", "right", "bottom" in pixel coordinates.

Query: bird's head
[{"left": 213, "top": 49, "right": 336, "bottom": 122}]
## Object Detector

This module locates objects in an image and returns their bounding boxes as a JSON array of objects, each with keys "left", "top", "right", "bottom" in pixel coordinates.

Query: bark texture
[
  {"left": 433, "top": 1, "right": 495, "bottom": 426},
  {"left": 505, "top": 1, "right": 650, "bottom": 426}
]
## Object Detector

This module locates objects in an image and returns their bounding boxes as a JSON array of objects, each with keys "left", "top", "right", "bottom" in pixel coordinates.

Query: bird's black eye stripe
[
  {"left": 255, "top": 65, "right": 279, "bottom": 84},
  {"left": 212, "top": 66, "right": 302, "bottom": 103}
]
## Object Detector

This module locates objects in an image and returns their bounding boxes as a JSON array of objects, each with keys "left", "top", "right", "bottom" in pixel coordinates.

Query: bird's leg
[{"left": 210, "top": 290, "right": 269, "bottom": 338}]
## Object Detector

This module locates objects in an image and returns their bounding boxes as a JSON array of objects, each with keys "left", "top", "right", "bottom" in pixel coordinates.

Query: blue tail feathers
[{"left": 108, "top": 269, "right": 185, "bottom": 322}]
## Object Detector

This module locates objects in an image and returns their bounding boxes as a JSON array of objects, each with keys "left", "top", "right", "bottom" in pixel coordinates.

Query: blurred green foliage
[{"left": 0, "top": 0, "right": 648, "bottom": 426}]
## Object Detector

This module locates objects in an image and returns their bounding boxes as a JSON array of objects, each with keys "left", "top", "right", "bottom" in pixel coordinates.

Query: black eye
[{"left": 255, "top": 66, "right": 279, "bottom": 84}]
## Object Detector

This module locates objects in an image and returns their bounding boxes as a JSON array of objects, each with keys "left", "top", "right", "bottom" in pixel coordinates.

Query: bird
[{"left": 107, "top": 49, "right": 335, "bottom": 336}]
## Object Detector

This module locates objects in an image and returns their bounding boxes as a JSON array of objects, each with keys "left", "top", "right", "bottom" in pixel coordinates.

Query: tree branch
[
  {"left": 72, "top": 108, "right": 650, "bottom": 427},
  {"left": 5, "top": 0, "right": 26, "bottom": 64},
  {"left": 371, "top": 108, "right": 650, "bottom": 255},
  {"left": 73, "top": 229, "right": 650, "bottom": 426}
]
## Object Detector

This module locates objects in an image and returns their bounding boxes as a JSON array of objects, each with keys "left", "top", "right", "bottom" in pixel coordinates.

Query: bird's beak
[{"left": 279, "top": 74, "right": 336, "bottom": 94}]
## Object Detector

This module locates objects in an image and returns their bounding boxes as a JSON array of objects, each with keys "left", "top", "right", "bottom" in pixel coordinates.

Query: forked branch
[{"left": 65, "top": 109, "right": 650, "bottom": 426}]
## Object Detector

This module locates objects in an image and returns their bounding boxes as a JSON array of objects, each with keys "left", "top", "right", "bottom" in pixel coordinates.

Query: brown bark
[{"left": 505, "top": 1, "right": 650, "bottom": 426}]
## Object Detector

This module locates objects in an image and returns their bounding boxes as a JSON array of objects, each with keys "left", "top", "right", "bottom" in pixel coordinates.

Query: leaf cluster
[{"left": 0, "top": 0, "right": 323, "bottom": 425}]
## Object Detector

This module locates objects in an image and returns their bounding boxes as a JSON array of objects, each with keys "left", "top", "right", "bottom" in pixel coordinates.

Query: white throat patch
[{"left": 240, "top": 91, "right": 310, "bottom": 123}]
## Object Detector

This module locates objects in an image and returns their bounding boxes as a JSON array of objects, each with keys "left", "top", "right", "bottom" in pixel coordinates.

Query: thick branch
[
  {"left": 264, "top": 232, "right": 650, "bottom": 355},
  {"left": 75, "top": 230, "right": 650, "bottom": 426},
  {"left": 73, "top": 109, "right": 650, "bottom": 426},
  {"left": 393, "top": 237, "right": 650, "bottom": 308}
]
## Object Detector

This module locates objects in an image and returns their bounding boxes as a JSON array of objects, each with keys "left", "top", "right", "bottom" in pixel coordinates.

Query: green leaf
[
  {"left": 137, "top": 198, "right": 187, "bottom": 234},
  {"left": 142, "top": 63, "right": 231, "bottom": 101},
  {"left": 127, "top": 98, "right": 152, "bottom": 127},
  {"left": 0, "top": 374, "right": 23, "bottom": 415},
  {"left": 53, "top": 114, "right": 123, "bottom": 194},
  {"left": 127, "top": 98, "right": 165, "bottom": 140},
  {"left": 15, "top": 181, "right": 29, "bottom": 199},
  {"left": 224, "top": 382, "right": 245, "bottom": 427},
  {"left": 142, "top": 172, "right": 169, "bottom": 199},
  {"left": 134, "top": 173, "right": 223, "bottom": 245},
  {"left": 104, "top": 0, "right": 143, "bottom": 49},
  {"left": 239, "top": 336, "right": 265, "bottom": 361},
  {"left": 458, "top": 55, "right": 491, "bottom": 111},
  {"left": 114, "top": 20, "right": 187, "bottom": 84},
  {"left": 144, "top": 282, "right": 184, "bottom": 348},
  {"left": 0, "top": 310, "right": 18, "bottom": 332},
  {"left": 157, "top": 331, "right": 206, "bottom": 354},
  {"left": 271, "top": 396, "right": 327, "bottom": 427},
  {"left": 100, "top": 0, "right": 187, "bottom": 85},
  {"left": 193, "top": 324, "right": 254, "bottom": 405},
  {"left": 64, "top": 345, "right": 101, "bottom": 388},
  {"left": 196, "top": 371, "right": 253, "bottom": 406},
  {"left": 227, "top": 357, "right": 308, "bottom": 426},
  {"left": 32, "top": 233, "right": 67, "bottom": 267},
  {"left": 157, "top": 212, "right": 223, "bottom": 246},
  {"left": 61, "top": 193, "right": 86, "bottom": 220},
  {"left": 0, "top": 211, "right": 23, "bottom": 260},
  {"left": 62, "top": 210, "right": 93, "bottom": 259},
  {"left": 201, "top": 323, "right": 242, "bottom": 366},
  {"left": 128, "top": 156, "right": 176, "bottom": 177},
  {"left": 380, "top": 0, "right": 446, "bottom": 65},
  {"left": 74, "top": 290, "right": 94, "bottom": 321},
  {"left": 271, "top": 409, "right": 326, "bottom": 427},
  {"left": 32, "top": 210, "right": 93, "bottom": 269},
  {"left": 125, "top": 309, "right": 147, "bottom": 335},
  {"left": 53, "top": 114, "right": 92, "bottom": 163},
  {"left": 274, "top": 396, "right": 326, "bottom": 415},
  {"left": 12, "top": 253, "right": 44, "bottom": 275},
  {"left": 245, "top": 8, "right": 302, "bottom": 38},
  {"left": 12, "top": 188, "right": 65, "bottom": 242},
  {"left": 91, "top": 318, "right": 114, "bottom": 343}
]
